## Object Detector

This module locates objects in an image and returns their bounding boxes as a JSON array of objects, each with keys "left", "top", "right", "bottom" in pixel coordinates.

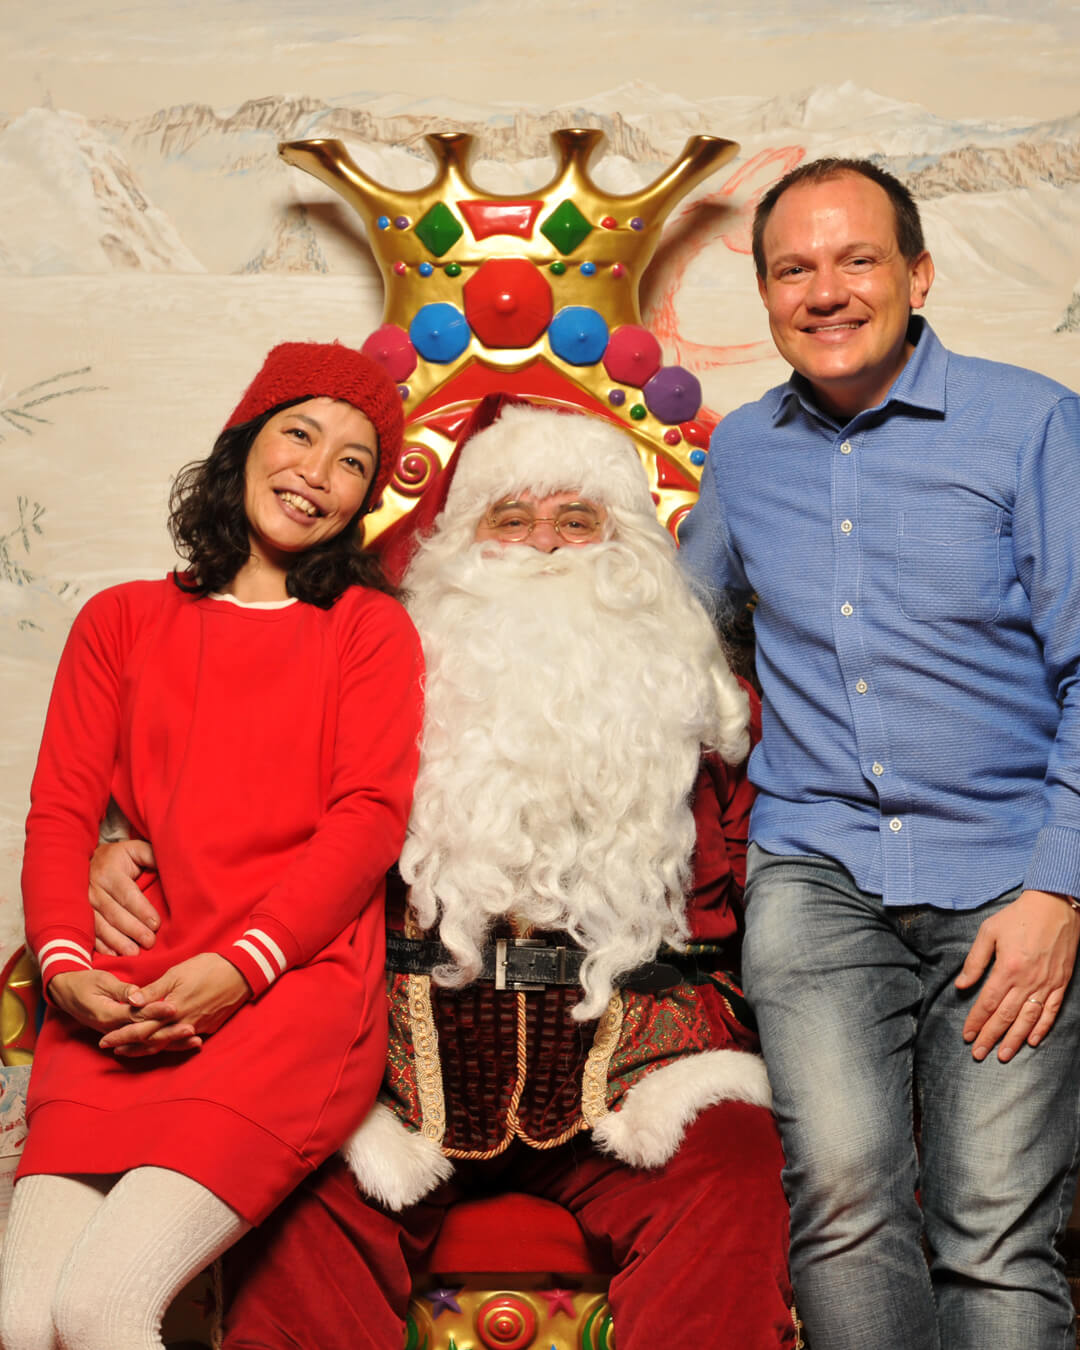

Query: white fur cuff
[
  {"left": 591, "top": 1049, "right": 772, "bottom": 1170},
  {"left": 341, "top": 1102, "right": 454, "bottom": 1211}
]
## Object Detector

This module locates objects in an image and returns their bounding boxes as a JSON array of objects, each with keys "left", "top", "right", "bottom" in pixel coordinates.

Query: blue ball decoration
[
  {"left": 418, "top": 261, "right": 434, "bottom": 277},
  {"left": 376, "top": 215, "right": 391, "bottom": 230},
  {"left": 690, "top": 449, "right": 707, "bottom": 466},
  {"left": 580, "top": 261, "right": 597, "bottom": 277},
  {"left": 409, "top": 303, "right": 471, "bottom": 364},
  {"left": 548, "top": 306, "right": 609, "bottom": 366}
]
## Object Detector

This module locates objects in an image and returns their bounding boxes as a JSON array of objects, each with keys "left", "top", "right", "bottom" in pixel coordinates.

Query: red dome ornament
[
  {"left": 475, "top": 1294, "right": 537, "bottom": 1349},
  {"left": 361, "top": 324, "right": 418, "bottom": 383},
  {"left": 603, "top": 324, "right": 662, "bottom": 387},
  {"left": 464, "top": 259, "right": 553, "bottom": 349}
]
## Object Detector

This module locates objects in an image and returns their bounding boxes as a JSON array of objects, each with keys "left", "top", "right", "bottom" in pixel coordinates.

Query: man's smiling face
[{"left": 757, "top": 171, "right": 934, "bottom": 421}]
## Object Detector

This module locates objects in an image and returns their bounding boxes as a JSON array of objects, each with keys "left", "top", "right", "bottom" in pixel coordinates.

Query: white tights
[{"left": 0, "top": 1168, "right": 250, "bottom": 1350}]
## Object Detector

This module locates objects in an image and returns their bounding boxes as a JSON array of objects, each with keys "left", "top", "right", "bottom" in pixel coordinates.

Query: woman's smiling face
[{"left": 242, "top": 397, "right": 378, "bottom": 572}]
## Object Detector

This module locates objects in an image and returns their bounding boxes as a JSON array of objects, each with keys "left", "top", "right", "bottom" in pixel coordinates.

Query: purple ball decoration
[{"left": 643, "top": 365, "right": 703, "bottom": 425}]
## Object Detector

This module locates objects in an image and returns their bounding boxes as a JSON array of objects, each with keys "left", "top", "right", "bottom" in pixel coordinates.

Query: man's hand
[
  {"left": 98, "top": 954, "right": 250, "bottom": 1058},
  {"left": 955, "top": 889, "right": 1080, "bottom": 1062},
  {"left": 89, "top": 839, "right": 160, "bottom": 955}
]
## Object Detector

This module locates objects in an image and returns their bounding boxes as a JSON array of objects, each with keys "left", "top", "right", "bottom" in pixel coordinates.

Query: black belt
[{"left": 386, "top": 933, "right": 696, "bottom": 994}]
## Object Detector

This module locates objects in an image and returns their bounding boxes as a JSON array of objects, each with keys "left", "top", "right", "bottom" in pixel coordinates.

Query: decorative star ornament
[
  {"left": 539, "top": 1287, "right": 578, "bottom": 1318},
  {"left": 424, "top": 1285, "right": 464, "bottom": 1318}
]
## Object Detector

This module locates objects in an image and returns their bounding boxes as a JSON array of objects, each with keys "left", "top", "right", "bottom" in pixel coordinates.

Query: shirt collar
[{"left": 772, "top": 317, "right": 948, "bottom": 430}]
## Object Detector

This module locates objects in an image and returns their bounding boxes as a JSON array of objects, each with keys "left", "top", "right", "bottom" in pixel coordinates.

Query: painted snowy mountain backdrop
[{"left": 2, "top": 83, "right": 1079, "bottom": 330}]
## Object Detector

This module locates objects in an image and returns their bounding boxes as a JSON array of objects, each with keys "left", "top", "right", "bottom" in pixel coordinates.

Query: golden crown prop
[{"left": 279, "top": 128, "right": 739, "bottom": 541}]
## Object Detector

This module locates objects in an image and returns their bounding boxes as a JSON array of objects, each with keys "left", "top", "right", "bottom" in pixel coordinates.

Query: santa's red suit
[{"left": 224, "top": 403, "right": 795, "bottom": 1349}]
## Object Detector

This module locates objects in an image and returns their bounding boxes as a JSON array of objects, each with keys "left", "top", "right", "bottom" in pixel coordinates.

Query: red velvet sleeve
[
  {"left": 686, "top": 680, "right": 762, "bottom": 942},
  {"left": 214, "top": 591, "right": 424, "bottom": 995}
]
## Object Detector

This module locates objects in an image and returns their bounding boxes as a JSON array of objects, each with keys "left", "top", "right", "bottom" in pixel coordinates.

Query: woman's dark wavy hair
[{"left": 169, "top": 398, "right": 396, "bottom": 608}]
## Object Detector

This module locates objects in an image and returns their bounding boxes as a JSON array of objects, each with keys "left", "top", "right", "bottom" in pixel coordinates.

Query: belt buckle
[{"left": 494, "top": 937, "right": 547, "bottom": 992}]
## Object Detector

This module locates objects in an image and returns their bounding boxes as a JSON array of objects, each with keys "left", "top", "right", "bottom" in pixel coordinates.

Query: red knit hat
[{"left": 225, "top": 341, "right": 404, "bottom": 510}]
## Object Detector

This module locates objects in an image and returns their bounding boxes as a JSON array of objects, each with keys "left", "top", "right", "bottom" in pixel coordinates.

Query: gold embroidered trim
[
  {"left": 580, "top": 992, "right": 624, "bottom": 1126},
  {"left": 407, "top": 973, "right": 446, "bottom": 1145}
]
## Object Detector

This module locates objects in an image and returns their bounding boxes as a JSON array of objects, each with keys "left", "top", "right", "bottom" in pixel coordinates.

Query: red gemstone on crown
[
  {"left": 361, "top": 324, "right": 418, "bottom": 383},
  {"left": 464, "top": 259, "right": 553, "bottom": 349},
  {"left": 603, "top": 324, "right": 662, "bottom": 386},
  {"left": 458, "top": 201, "right": 544, "bottom": 240}
]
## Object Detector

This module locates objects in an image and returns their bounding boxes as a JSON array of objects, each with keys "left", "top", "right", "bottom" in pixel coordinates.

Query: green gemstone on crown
[
  {"left": 414, "top": 202, "right": 464, "bottom": 257},
  {"left": 540, "top": 200, "right": 593, "bottom": 256}
]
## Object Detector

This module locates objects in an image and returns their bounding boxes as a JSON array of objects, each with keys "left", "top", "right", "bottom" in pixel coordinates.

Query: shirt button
[
  {"left": 889, "top": 818, "right": 903, "bottom": 832},
  {"left": 872, "top": 762, "right": 884, "bottom": 776},
  {"left": 855, "top": 679, "right": 868, "bottom": 694},
  {"left": 840, "top": 519, "right": 853, "bottom": 534},
  {"left": 840, "top": 441, "right": 853, "bottom": 454},
  {"left": 840, "top": 602, "right": 853, "bottom": 616}
]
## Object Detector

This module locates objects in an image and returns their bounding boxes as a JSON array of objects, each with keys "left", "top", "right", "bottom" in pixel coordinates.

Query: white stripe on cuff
[
  {"left": 234, "top": 939, "right": 276, "bottom": 987},
  {"left": 242, "top": 929, "right": 287, "bottom": 974},
  {"left": 38, "top": 938, "right": 93, "bottom": 965},
  {"left": 40, "top": 950, "right": 92, "bottom": 978}
]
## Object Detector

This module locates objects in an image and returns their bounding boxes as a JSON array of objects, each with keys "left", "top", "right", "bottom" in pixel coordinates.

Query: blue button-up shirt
[{"left": 679, "top": 320, "right": 1080, "bottom": 909}]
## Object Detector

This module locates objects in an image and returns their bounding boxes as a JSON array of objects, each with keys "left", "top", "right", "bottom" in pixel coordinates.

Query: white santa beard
[{"left": 402, "top": 534, "right": 746, "bottom": 1021}]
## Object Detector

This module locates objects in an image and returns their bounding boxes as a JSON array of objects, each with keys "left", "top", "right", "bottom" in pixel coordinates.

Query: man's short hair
[{"left": 751, "top": 157, "right": 926, "bottom": 277}]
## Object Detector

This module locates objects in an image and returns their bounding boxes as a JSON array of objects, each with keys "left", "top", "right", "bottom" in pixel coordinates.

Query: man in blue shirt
[{"left": 679, "top": 158, "right": 1080, "bottom": 1350}]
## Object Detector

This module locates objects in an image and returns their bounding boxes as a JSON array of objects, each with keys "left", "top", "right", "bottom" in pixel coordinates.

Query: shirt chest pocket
[{"left": 896, "top": 506, "right": 1004, "bottom": 623}]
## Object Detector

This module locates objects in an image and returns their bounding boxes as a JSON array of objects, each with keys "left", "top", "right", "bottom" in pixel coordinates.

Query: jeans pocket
[{"left": 897, "top": 506, "right": 1003, "bottom": 622}]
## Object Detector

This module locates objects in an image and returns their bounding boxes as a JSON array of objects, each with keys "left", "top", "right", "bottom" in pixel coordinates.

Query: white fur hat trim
[
  {"left": 591, "top": 1049, "right": 772, "bottom": 1170},
  {"left": 444, "top": 404, "right": 656, "bottom": 523}
]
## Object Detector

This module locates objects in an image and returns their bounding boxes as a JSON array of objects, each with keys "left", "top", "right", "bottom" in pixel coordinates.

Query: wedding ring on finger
[{"left": 1026, "top": 996, "right": 1045, "bottom": 1006}]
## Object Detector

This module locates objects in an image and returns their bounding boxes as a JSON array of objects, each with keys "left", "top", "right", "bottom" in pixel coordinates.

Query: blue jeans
[{"left": 743, "top": 846, "right": 1080, "bottom": 1350}]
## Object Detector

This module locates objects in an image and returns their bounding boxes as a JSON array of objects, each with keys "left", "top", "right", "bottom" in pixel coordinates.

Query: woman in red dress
[{"left": 0, "top": 342, "right": 423, "bottom": 1350}]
